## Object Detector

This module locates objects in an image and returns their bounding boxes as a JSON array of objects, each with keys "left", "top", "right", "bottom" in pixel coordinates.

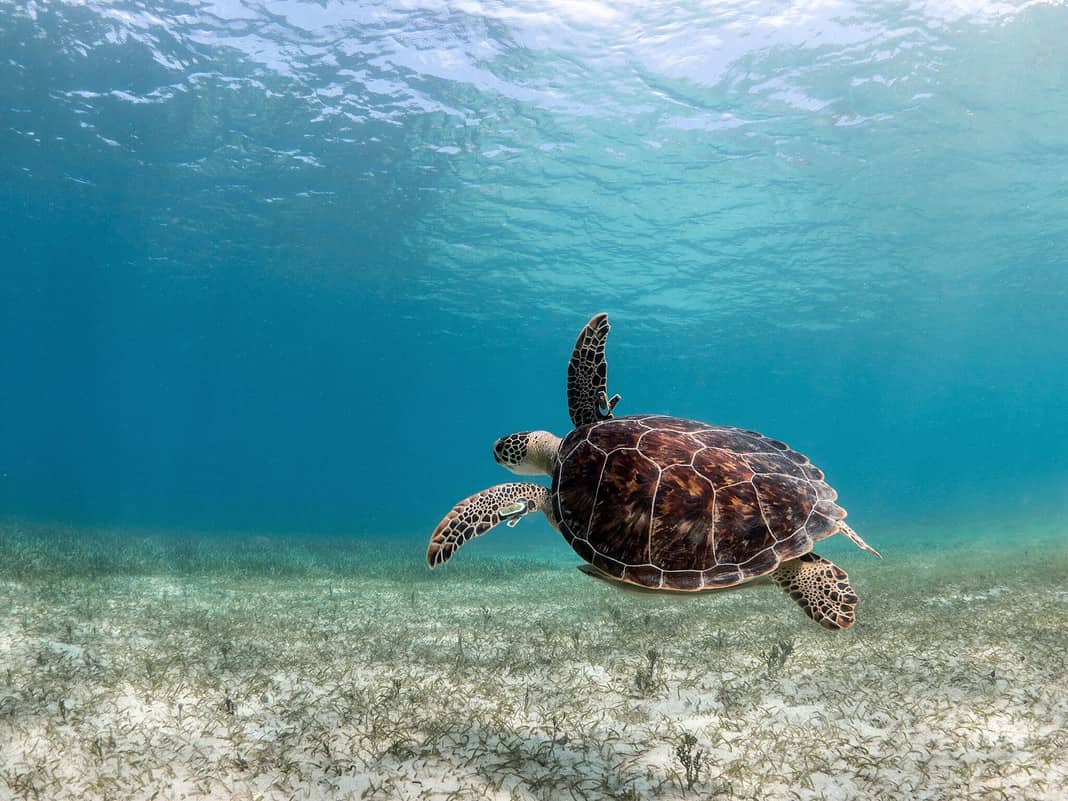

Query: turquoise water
[
  {"left": 2, "top": 2, "right": 1067, "bottom": 543},
  {"left": 2, "top": 6, "right": 1068, "bottom": 799}
]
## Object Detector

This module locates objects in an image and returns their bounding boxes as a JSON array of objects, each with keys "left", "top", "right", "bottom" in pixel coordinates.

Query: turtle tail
[{"left": 839, "top": 522, "right": 882, "bottom": 558}]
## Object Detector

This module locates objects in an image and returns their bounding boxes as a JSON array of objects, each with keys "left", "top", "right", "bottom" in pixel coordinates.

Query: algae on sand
[{"left": 0, "top": 522, "right": 1065, "bottom": 800}]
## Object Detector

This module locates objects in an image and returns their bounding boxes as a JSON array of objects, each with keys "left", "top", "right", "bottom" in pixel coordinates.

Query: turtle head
[{"left": 493, "top": 431, "right": 561, "bottom": 477}]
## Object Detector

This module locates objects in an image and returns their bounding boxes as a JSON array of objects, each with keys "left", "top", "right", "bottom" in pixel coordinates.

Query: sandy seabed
[{"left": 0, "top": 522, "right": 1065, "bottom": 801}]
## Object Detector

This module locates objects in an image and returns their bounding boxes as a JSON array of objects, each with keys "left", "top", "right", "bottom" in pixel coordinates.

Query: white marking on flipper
[{"left": 498, "top": 500, "right": 526, "bottom": 518}]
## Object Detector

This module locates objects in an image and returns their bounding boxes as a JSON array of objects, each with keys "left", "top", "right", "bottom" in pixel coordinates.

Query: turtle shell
[{"left": 551, "top": 415, "right": 846, "bottom": 591}]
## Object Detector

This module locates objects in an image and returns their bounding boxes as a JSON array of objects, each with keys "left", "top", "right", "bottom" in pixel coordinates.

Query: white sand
[{"left": 0, "top": 526, "right": 1065, "bottom": 800}]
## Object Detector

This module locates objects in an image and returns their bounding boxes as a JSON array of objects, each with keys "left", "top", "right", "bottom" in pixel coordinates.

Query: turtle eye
[
  {"left": 493, "top": 437, "right": 513, "bottom": 464},
  {"left": 493, "top": 434, "right": 528, "bottom": 466}
]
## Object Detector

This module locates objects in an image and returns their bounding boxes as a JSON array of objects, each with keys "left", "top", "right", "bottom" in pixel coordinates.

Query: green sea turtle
[{"left": 427, "top": 314, "right": 880, "bottom": 630}]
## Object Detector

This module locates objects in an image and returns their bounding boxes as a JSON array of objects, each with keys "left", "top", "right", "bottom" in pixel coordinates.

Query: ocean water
[{"left": 1, "top": 2, "right": 1066, "bottom": 800}]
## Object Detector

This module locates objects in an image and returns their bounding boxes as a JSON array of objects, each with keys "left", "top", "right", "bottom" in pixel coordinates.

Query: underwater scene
[{"left": 1, "top": 1, "right": 1067, "bottom": 799}]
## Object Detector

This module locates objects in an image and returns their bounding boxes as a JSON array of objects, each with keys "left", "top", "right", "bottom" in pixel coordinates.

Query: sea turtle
[{"left": 427, "top": 314, "right": 880, "bottom": 630}]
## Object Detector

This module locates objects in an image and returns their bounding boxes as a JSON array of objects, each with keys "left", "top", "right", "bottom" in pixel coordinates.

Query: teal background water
[{"left": 2, "top": 0, "right": 1066, "bottom": 543}]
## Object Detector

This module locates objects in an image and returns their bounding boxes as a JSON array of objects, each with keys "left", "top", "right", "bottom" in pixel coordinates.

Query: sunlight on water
[
  {"left": 2, "top": 0, "right": 1067, "bottom": 532},
  {"left": 1, "top": 3, "right": 1067, "bottom": 800}
]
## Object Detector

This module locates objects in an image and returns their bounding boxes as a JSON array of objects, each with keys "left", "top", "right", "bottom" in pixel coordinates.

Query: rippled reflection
[
  {"left": 2, "top": 0, "right": 1066, "bottom": 333},
  {"left": 2, "top": 0, "right": 1067, "bottom": 532}
]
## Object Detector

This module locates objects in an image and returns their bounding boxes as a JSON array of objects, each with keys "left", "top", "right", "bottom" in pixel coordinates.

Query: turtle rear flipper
[
  {"left": 772, "top": 553, "right": 859, "bottom": 630},
  {"left": 568, "top": 313, "right": 620, "bottom": 427},
  {"left": 427, "top": 483, "right": 549, "bottom": 567}
]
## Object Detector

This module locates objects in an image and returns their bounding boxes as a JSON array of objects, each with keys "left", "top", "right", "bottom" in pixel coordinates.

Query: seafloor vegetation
[{"left": 0, "top": 521, "right": 1065, "bottom": 800}]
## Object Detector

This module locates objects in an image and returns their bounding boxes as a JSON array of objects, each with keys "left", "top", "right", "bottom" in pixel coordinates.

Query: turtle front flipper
[
  {"left": 567, "top": 313, "right": 621, "bottom": 427},
  {"left": 427, "top": 483, "right": 549, "bottom": 567},
  {"left": 772, "top": 553, "right": 859, "bottom": 631}
]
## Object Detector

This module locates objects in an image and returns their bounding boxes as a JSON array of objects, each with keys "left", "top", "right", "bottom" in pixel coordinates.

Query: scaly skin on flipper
[
  {"left": 427, "top": 483, "right": 549, "bottom": 567},
  {"left": 771, "top": 553, "right": 858, "bottom": 630},
  {"left": 567, "top": 313, "right": 620, "bottom": 427}
]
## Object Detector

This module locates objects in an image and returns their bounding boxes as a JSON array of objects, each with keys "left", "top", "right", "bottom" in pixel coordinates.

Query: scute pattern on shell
[{"left": 552, "top": 415, "right": 845, "bottom": 591}]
